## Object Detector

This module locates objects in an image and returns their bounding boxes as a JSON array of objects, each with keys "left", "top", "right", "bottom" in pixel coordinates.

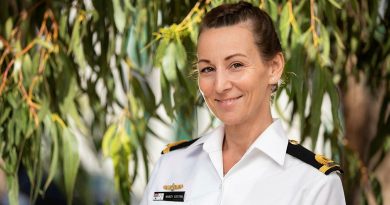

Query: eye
[
  {"left": 200, "top": 67, "right": 215, "bottom": 73},
  {"left": 230, "top": 62, "right": 244, "bottom": 70}
]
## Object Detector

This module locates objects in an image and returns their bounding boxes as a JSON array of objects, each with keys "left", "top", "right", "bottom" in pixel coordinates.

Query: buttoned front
[{"left": 139, "top": 120, "right": 346, "bottom": 205}]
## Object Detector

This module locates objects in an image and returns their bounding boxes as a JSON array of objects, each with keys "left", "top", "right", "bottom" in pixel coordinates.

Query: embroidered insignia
[
  {"left": 163, "top": 183, "right": 184, "bottom": 191},
  {"left": 315, "top": 154, "right": 340, "bottom": 174}
]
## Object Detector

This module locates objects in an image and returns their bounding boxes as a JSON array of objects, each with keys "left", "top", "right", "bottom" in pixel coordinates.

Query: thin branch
[
  {"left": 0, "top": 47, "right": 10, "bottom": 68},
  {"left": 0, "top": 58, "right": 15, "bottom": 96},
  {"left": 18, "top": 72, "right": 40, "bottom": 127},
  {"left": 0, "top": 9, "right": 59, "bottom": 96},
  {"left": 0, "top": 36, "right": 11, "bottom": 51},
  {"left": 288, "top": 0, "right": 299, "bottom": 33},
  {"left": 310, "top": 0, "right": 318, "bottom": 47}
]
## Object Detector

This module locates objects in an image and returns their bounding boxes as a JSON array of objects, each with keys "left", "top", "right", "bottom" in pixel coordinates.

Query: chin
[{"left": 216, "top": 115, "right": 243, "bottom": 126}]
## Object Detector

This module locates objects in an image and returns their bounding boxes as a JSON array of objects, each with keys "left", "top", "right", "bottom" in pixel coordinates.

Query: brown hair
[{"left": 199, "top": 1, "right": 282, "bottom": 62}]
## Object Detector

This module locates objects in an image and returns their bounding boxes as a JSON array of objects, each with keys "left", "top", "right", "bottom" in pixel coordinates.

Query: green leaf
[
  {"left": 319, "top": 23, "right": 331, "bottom": 66},
  {"left": 309, "top": 67, "right": 325, "bottom": 147},
  {"left": 324, "top": 70, "right": 341, "bottom": 129},
  {"left": 328, "top": 0, "right": 342, "bottom": 9},
  {"left": 0, "top": 140, "right": 4, "bottom": 159},
  {"left": 62, "top": 127, "right": 80, "bottom": 205},
  {"left": 5, "top": 18, "right": 13, "bottom": 39},
  {"left": 68, "top": 15, "right": 80, "bottom": 55},
  {"left": 113, "top": 0, "right": 126, "bottom": 33},
  {"left": 127, "top": 27, "right": 140, "bottom": 68},
  {"left": 279, "top": 3, "right": 291, "bottom": 48},
  {"left": 7, "top": 118, "right": 15, "bottom": 147},
  {"left": 175, "top": 39, "right": 187, "bottom": 70},
  {"left": 189, "top": 21, "right": 199, "bottom": 44},
  {"left": 6, "top": 174, "right": 19, "bottom": 205},
  {"left": 160, "top": 71, "right": 174, "bottom": 119},
  {"left": 35, "top": 38, "right": 54, "bottom": 50},
  {"left": 162, "top": 42, "right": 177, "bottom": 82},
  {"left": 333, "top": 30, "right": 345, "bottom": 50},
  {"left": 125, "top": 118, "right": 139, "bottom": 147},
  {"left": 131, "top": 71, "right": 157, "bottom": 115},
  {"left": 59, "top": 15, "right": 68, "bottom": 41},
  {"left": 102, "top": 124, "right": 119, "bottom": 157},
  {"left": 267, "top": 0, "right": 278, "bottom": 22},
  {"left": 119, "top": 126, "right": 131, "bottom": 155},
  {"left": 43, "top": 116, "right": 59, "bottom": 192},
  {"left": 113, "top": 155, "right": 131, "bottom": 204},
  {"left": 0, "top": 107, "right": 11, "bottom": 124},
  {"left": 155, "top": 38, "right": 169, "bottom": 66}
]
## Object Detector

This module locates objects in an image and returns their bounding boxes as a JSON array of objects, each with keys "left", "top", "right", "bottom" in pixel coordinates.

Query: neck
[{"left": 223, "top": 110, "right": 273, "bottom": 155}]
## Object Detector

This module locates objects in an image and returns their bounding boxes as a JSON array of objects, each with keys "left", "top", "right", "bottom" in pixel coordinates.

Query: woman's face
[{"left": 197, "top": 22, "right": 280, "bottom": 126}]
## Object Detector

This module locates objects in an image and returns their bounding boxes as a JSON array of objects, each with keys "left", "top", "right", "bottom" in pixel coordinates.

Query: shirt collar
[
  {"left": 187, "top": 124, "right": 224, "bottom": 152},
  {"left": 248, "top": 120, "right": 288, "bottom": 166},
  {"left": 186, "top": 120, "right": 288, "bottom": 166}
]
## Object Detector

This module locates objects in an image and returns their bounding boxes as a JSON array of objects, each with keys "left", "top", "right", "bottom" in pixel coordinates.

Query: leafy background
[{"left": 0, "top": 0, "right": 389, "bottom": 204}]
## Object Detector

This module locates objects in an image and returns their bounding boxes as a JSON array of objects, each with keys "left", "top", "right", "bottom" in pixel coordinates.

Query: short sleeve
[{"left": 303, "top": 173, "right": 346, "bottom": 205}]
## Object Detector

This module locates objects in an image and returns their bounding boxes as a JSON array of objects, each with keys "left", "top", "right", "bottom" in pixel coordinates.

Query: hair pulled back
[{"left": 199, "top": 1, "right": 282, "bottom": 62}]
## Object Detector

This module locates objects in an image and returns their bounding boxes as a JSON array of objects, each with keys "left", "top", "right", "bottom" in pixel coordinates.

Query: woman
[{"left": 140, "top": 2, "right": 345, "bottom": 204}]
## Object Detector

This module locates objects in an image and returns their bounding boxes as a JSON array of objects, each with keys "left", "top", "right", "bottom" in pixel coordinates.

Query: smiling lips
[{"left": 215, "top": 95, "right": 243, "bottom": 106}]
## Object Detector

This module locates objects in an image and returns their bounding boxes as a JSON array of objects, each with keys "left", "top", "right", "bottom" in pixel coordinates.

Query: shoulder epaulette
[
  {"left": 286, "top": 140, "right": 343, "bottom": 175},
  {"left": 161, "top": 138, "right": 199, "bottom": 154}
]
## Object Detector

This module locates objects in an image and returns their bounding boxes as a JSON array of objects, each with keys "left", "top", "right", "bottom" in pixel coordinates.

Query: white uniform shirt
[{"left": 140, "top": 120, "right": 346, "bottom": 205}]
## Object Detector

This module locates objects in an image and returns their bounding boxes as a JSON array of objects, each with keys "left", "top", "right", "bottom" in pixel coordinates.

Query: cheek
[{"left": 198, "top": 78, "right": 213, "bottom": 97}]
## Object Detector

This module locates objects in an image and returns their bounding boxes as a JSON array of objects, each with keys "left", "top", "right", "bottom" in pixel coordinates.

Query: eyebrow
[
  {"left": 197, "top": 59, "right": 211, "bottom": 64},
  {"left": 225, "top": 53, "right": 247, "bottom": 60},
  {"left": 197, "top": 53, "right": 247, "bottom": 64}
]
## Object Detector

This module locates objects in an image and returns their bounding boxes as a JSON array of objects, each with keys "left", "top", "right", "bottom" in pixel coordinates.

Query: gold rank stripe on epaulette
[
  {"left": 161, "top": 138, "right": 199, "bottom": 154},
  {"left": 286, "top": 140, "right": 343, "bottom": 175}
]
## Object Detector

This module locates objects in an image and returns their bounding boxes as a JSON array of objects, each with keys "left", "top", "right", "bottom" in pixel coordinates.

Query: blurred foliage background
[{"left": 0, "top": 0, "right": 389, "bottom": 204}]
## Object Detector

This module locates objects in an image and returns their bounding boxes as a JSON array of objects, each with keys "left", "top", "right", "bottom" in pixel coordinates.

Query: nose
[{"left": 215, "top": 70, "right": 232, "bottom": 93}]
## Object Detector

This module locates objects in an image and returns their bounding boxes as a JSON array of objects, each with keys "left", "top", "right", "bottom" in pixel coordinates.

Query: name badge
[{"left": 153, "top": 191, "right": 185, "bottom": 202}]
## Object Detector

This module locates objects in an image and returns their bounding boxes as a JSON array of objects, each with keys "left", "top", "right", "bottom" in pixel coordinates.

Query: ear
[{"left": 268, "top": 52, "right": 284, "bottom": 85}]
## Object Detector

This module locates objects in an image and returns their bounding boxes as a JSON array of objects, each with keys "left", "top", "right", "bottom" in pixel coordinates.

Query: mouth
[{"left": 215, "top": 95, "right": 243, "bottom": 103}]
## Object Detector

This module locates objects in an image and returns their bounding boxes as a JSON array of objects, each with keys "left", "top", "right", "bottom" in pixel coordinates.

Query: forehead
[{"left": 197, "top": 22, "right": 257, "bottom": 59}]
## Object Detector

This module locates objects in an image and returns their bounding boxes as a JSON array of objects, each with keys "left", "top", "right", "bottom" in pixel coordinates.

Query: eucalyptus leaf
[
  {"left": 113, "top": 0, "right": 126, "bottom": 33},
  {"left": 155, "top": 38, "right": 169, "bottom": 66},
  {"left": 267, "top": 0, "right": 278, "bottom": 22},
  {"left": 43, "top": 116, "right": 59, "bottom": 192},
  {"left": 102, "top": 124, "right": 118, "bottom": 157},
  {"left": 0, "top": 107, "right": 11, "bottom": 124},
  {"left": 160, "top": 71, "right": 174, "bottom": 119},
  {"left": 68, "top": 16, "right": 81, "bottom": 55},
  {"left": 328, "top": 0, "right": 342, "bottom": 9},
  {"left": 161, "top": 42, "right": 177, "bottom": 82},
  {"left": 6, "top": 174, "right": 19, "bottom": 205},
  {"left": 319, "top": 23, "right": 331, "bottom": 66},
  {"left": 309, "top": 67, "right": 325, "bottom": 147},
  {"left": 175, "top": 39, "right": 187, "bottom": 70},
  {"left": 279, "top": 4, "right": 291, "bottom": 48},
  {"left": 62, "top": 127, "right": 80, "bottom": 205},
  {"left": 5, "top": 18, "right": 13, "bottom": 39}
]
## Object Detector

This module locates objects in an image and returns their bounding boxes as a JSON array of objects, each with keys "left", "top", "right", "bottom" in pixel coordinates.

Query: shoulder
[
  {"left": 286, "top": 140, "right": 343, "bottom": 175},
  {"left": 161, "top": 138, "right": 200, "bottom": 154}
]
